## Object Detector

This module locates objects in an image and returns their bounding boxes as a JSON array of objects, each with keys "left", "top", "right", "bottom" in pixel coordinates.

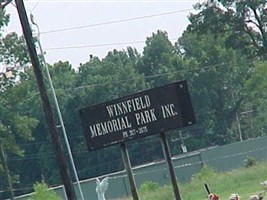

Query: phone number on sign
[{"left": 122, "top": 126, "right": 148, "bottom": 138}]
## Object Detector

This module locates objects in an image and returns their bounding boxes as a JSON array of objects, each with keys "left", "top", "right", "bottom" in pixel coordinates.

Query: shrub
[
  {"left": 27, "top": 181, "right": 61, "bottom": 200},
  {"left": 243, "top": 156, "right": 257, "bottom": 168},
  {"left": 191, "top": 165, "right": 216, "bottom": 181},
  {"left": 139, "top": 181, "right": 160, "bottom": 193}
]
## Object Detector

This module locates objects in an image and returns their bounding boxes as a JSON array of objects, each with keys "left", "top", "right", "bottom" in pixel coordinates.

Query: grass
[{"left": 115, "top": 161, "right": 267, "bottom": 200}]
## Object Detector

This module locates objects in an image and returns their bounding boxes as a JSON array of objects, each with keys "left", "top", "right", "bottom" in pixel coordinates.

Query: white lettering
[
  {"left": 126, "top": 100, "right": 132, "bottom": 112},
  {"left": 90, "top": 126, "right": 97, "bottom": 138},
  {"left": 112, "top": 119, "right": 120, "bottom": 131},
  {"left": 89, "top": 116, "right": 132, "bottom": 138},
  {"left": 135, "top": 109, "right": 157, "bottom": 125},
  {"left": 161, "top": 104, "right": 178, "bottom": 118},
  {"left": 134, "top": 98, "right": 141, "bottom": 110},
  {"left": 144, "top": 95, "right": 151, "bottom": 107},
  {"left": 106, "top": 105, "right": 115, "bottom": 117},
  {"left": 105, "top": 95, "right": 152, "bottom": 117}
]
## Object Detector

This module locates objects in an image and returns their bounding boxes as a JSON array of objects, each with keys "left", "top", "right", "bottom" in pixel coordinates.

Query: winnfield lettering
[{"left": 106, "top": 95, "right": 151, "bottom": 117}]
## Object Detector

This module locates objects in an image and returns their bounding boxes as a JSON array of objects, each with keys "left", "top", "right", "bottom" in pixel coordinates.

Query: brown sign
[{"left": 79, "top": 80, "right": 196, "bottom": 150}]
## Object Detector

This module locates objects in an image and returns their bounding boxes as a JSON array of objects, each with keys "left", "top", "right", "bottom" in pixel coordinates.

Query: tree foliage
[
  {"left": 243, "top": 61, "right": 267, "bottom": 137},
  {"left": 187, "top": 0, "right": 267, "bottom": 59},
  {"left": 177, "top": 29, "right": 254, "bottom": 144},
  {"left": 138, "top": 30, "right": 175, "bottom": 87},
  {"left": 0, "top": 6, "right": 9, "bottom": 34},
  {"left": 0, "top": 8, "right": 38, "bottom": 199}
]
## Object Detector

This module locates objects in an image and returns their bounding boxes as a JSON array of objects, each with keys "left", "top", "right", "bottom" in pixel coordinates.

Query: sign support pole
[
  {"left": 160, "top": 133, "right": 182, "bottom": 200},
  {"left": 120, "top": 143, "right": 139, "bottom": 200}
]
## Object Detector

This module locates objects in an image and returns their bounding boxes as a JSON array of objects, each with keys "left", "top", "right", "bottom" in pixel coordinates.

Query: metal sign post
[
  {"left": 120, "top": 143, "right": 139, "bottom": 200},
  {"left": 160, "top": 133, "right": 181, "bottom": 200}
]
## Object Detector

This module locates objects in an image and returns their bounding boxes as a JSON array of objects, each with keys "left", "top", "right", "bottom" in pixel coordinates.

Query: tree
[
  {"left": 244, "top": 61, "right": 267, "bottom": 138},
  {"left": 0, "top": 4, "right": 9, "bottom": 33},
  {"left": 187, "top": 0, "right": 267, "bottom": 59},
  {"left": 177, "top": 0, "right": 267, "bottom": 145},
  {"left": 138, "top": 30, "right": 175, "bottom": 87},
  {"left": 1, "top": 8, "right": 29, "bottom": 92},
  {"left": 0, "top": 32, "right": 30, "bottom": 90},
  {"left": 0, "top": 88, "right": 38, "bottom": 198},
  {"left": 0, "top": 32, "right": 30, "bottom": 67},
  {"left": 174, "top": 0, "right": 267, "bottom": 145},
  {"left": 77, "top": 49, "right": 146, "bottom": 105},
  {"left": 176, "top": 28, "right": 254, "bottom": 144},
  {"left": 0, "top": 6, "right": 38, "bottom": 198}
]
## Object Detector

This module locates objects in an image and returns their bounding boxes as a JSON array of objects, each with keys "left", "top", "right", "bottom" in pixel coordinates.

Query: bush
[
  {"left": 139, "top": 181, "right": 160, "bottom": 193},
  {"left": 191, "top": 165, "right": 216, "bottom": 181},
  {"left": 27, "top": 181, "right": 61, "bottom": 200},
  {"left": 243, "top": 156, "right": 257, "bottom": 168}
]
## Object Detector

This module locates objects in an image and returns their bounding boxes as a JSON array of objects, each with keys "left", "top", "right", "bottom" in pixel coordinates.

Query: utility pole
[
  {"left": 30, "top": 14, "right": 85, "bottom": 200},
  {"left": 14, "top": 1, "right": 77, "bottom": 199},
  {"left": 236, "top": 112, "right": 243, "bottom": 142},
  {"left": 0, "top": 143, "right": 14, "bottom": 200}
]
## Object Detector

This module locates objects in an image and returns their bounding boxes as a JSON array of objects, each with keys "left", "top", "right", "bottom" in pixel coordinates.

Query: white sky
[{"left": 3, "top": 0, "right": 201, "bottom": 68}]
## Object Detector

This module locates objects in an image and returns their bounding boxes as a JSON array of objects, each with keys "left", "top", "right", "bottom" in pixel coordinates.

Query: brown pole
[
  {"left": 160, "top": 133, "right": 182, "bottom": 200},
  {"left": 15, "top": 1, "right": 77, "bottom": 199},
  {"left": 120, "top": 143, "right": 139, "bottom": 200}
]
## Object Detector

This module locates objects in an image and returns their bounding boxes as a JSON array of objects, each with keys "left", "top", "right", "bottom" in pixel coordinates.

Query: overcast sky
[{"left": 4, "top": 0, "right": 201, "bottom": 68}]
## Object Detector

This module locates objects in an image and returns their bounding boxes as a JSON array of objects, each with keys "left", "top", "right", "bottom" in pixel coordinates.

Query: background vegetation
[
  {"left": 120, "top": 161, "right": 267, "bottom": 200},
  {"left": 0, "top": 0, "right": 267, "bottom": 198}
]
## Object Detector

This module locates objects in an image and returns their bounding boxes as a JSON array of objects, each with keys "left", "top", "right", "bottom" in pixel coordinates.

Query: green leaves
[
  {"left": 188, "top": 0, "right": 267, "bottom": 58},
  {"left": 0, "top": 32, "right": 29, "bottom": 65},
  {"left": 138, "top": 30, "right": 175, "bottom": 87},
  {"left": 244, "top": 61, "right": 267, "bottom": 135},
  {"left": 177, "top": 13, "right": 257, "bottom": 144},
  {"left": 27, "top": 181, "right": 61, "bottom": 200},
  {"left": 77, "top": 49, "right": 146, "bottom": 105},
  {"left": 0, "top": 7, "right": 9, "bottom": 34}
]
